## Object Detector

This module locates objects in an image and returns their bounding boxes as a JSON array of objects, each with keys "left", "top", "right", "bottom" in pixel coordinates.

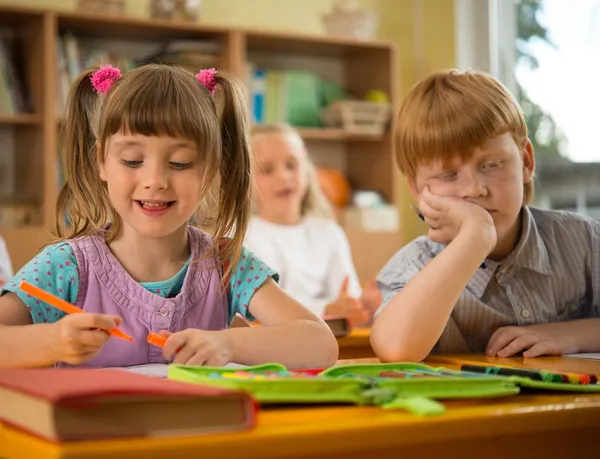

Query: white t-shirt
[
  {"left": 0, "top": 236, "right": 13, "bottom": 284},
  {"left": 244, "top": 216, "right": 362, "bottom": 316}
]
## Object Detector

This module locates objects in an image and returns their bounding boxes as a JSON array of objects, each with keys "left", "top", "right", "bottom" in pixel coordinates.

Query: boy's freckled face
[{"left": 411, "top": 133, "right": 535, "bottom": 254}]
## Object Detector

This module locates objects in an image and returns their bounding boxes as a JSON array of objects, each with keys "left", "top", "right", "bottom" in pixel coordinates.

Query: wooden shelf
[
  {"left": 0, "top": 4, "right": 400, "bottom": 275},
  {"left": 0, "top": 114, "right": 42, "bottom": 125},
  {"left": 244, "top": 29, "right": 394, "bottom": 56},
  {"left": 297, "top": 128, "right": 388, "bottom": 142},
  {"left": 0, "top": 195, "right": 39, "bottom": 205},
  {"left": 58, "top": 10, "right": 231, "bottom": 40},
  {"left": 0, "top": 5, "right": 44, "bottom": 25}
]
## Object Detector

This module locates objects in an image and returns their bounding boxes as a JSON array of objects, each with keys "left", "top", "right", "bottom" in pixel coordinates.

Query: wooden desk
[
  {"left": 336, "top": 328, "right": 375, "bottom": 359},
  {"left": 426, "top": 353, "right": 600, "bottom": 374},
  {"left": 2, "top": 357, "right": 600, "bottom": 459}
]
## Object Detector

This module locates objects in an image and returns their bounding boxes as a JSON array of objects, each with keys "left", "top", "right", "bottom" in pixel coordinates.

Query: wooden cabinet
[{"left": 0, "top": 5, "right": 401, "bottom": 279}]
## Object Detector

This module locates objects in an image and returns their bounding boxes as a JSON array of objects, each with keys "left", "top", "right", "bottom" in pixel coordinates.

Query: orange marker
[
  {"left": 19, "top": 280, "right": 133, "bottom": 342},
  {"left": 147, "top": 331, "right": 167, "bottom": 348}
]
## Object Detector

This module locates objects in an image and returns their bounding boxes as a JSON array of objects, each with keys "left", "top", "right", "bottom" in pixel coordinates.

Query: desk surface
[
  {"left": 2, "top": 356, "right": 600, "bottom": 459},
  {"left": 426, "top": 353, "right": 600, "bottom": 374},
  {"left": 336, "top": 328, "right": 374, "bottom": 359}
]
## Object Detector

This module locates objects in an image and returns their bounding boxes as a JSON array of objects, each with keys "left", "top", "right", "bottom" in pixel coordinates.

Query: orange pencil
[
  {"left": 19, "top": 280, "right": 134, "bottom": 342},
  {"left": 147, "top": 331, "right": 167, "bottom": 348}
]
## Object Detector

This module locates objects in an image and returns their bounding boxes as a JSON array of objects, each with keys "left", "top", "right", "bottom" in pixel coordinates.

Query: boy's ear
[
  {"left": 521, "top": 138, "right": 535, "bottom": 184},
  {"left": 97, "top": 141, "right": 107, "bottom": 182},
  {"left": 407, "top": 177, "right": 421, "bottom": 202}
]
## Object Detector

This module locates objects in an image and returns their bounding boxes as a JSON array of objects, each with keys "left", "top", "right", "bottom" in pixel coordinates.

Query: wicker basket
[
  {"left": 321, "top": 100, "right": 390, "bottom": 135},
  {"left": 322, "top": 8, "right": 377, "bottom": 39}
]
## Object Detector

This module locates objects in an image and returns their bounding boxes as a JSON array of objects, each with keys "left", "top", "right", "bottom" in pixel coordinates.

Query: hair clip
[
  {"left": 195, "top": 68, "right": 217, "bottom": 95},
  {"left": 90, "top": 65, "right": 122, "bottom": 94}
]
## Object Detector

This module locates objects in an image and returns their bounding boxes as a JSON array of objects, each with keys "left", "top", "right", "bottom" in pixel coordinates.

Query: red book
[{"left": 0, "top": 368, "right": 256, "bottom": 442}]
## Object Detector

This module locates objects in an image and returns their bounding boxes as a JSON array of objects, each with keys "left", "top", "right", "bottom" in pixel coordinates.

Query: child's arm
[
  {"left": 486, "top": 318, "right": 600, "bottom": 358},
  {"left": 322, "top": 222, "right": 367, "bottom": 324},
  {"left": 371, "top": 188, "right": 496, "bottom": 362},
  {"left": 0, "top": 244, "right": 120, "bottom": 368},
  {"left": 487, "top": 216, "right": 600, "bottom": 358},
  {"left": 0, "top": 293, "right": 119, "bottom": 368},
  {"left": 224, "top": 278, "right": 339, "bottom": 368},
  {"left": 162, "top": 278, "right": 339, "bottom": 369},
  {"left": 0, "top": 293, "right": 56, "bottom": 367}
]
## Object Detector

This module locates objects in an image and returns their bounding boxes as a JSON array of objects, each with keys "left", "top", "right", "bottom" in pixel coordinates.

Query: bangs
[
  {"left": 99, "top": 65, "right": 221, "bottom": 159},
  {"left": 395, "top": 70, "right": 528, "bottom": 176}
]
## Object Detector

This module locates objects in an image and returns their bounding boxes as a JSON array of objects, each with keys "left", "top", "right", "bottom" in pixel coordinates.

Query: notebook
[
  {"left": 564, "top": 353, "right": 600, "bottom": 360},
  {"left": 0, "top": 368, "right": 256, "bottom": 442}
]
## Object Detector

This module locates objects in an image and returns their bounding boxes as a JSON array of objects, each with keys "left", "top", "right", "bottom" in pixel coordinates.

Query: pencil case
[
  {"left": 168, "top": 363, "right": 370, "bottom": 405},
  {"left": 167, "top": 362, "right": 520, "bottom": 416}
]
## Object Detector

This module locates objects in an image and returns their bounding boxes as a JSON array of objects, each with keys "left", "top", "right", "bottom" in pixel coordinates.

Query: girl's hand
[
  {"left": 361, "top": 278, "right": 382, "bottom": 317},
  {"left": 51, "top": 313, "right": 121, "bottom": 365},
  {"left": 325, "top": 276, "right": 369, "bottom": 326},
  {"left": 419, "top": 186, "right": 497, "bottom": 247},
  {"left": 160, "top": 329, "right": 233, "bottom": 366}
]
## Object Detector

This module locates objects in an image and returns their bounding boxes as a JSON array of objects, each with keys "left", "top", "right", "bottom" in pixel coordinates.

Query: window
[{"left": 456, "top": 0, "right": 600, "bottom": 216}]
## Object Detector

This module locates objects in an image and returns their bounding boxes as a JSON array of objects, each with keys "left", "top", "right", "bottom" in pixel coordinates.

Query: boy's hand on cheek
[
  {"left": 485, "top": 322, "right": 579, "bottom": 358},
  {"left": 420, "top": 187, "right": 496, "bottom": 247},
  {"left": 161, "top": 329, "right": 233, "bottom": 366}
]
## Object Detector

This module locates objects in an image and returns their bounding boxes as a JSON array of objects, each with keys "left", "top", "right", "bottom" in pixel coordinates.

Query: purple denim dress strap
[{"left": 60, "top": 226, "right": 228, "bottom": 368}]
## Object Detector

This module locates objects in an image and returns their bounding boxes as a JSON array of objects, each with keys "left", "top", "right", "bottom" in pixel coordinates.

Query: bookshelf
[{"left": 0, "top": 5, "right": 401, "bottom": 280}]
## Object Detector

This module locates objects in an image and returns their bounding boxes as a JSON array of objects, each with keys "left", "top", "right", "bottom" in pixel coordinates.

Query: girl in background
[{"left": 245, "top": 124, "right": 379, "bottom": 326}]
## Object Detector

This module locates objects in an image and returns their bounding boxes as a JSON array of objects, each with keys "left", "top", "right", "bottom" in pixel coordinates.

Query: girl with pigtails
[{"left": 0, "top": 64, "right": 338, "bottom": 369}]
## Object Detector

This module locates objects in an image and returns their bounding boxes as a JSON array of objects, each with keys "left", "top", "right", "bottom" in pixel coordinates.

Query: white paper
[
  {"left": 111, "top": 362, "right": 249, "bottom": 378},
  {"left": 563, "top": 353, "right": 600, "bottom": 360},
  {"left": 120, "top": 363, "right": 170, "bottom": 377}
]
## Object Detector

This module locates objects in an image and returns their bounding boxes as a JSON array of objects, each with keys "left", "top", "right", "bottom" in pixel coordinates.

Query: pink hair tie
[
  {"left": 90, "top": 65, "right": 122, "bottom": 94},
  {"left": 196, "top": 68, "right": 217, "bottom": 95}
]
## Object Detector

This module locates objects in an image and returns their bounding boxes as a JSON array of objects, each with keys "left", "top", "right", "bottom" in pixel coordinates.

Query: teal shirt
[{"left": 3, "top": 243, "right": 277, "bottom": 325}]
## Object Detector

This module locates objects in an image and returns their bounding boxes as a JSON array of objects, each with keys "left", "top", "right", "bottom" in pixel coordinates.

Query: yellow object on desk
[{"left": 337, "top": 327, "right": 375, "bottom": 360}]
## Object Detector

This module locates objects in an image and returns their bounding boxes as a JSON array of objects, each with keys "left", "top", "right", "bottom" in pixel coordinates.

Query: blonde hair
[
  {"left": 56, "top": 64, "right": 253, "bottom": 278},
  {"left": 395, "top": 69, "right": 534, "bottom": 204},
  {"left": 251, "top": 124, "right": 333, "bottom": 219}
]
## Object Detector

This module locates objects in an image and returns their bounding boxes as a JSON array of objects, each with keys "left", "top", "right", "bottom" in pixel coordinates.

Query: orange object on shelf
[{"left": 316, "top": 166, "right": 351, "bottom": 207}]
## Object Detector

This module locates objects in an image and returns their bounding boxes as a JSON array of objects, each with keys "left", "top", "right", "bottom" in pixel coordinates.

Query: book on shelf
[
  {"left": 56, "top": 34, "right": 221, "bottom": 116},
  {"left": 0, "top": 367, "right": 256, "bottom": 442},
  {"left": 246, "top": 63, "right": 327, "bottom": 128},
  {"left": 0, "top": 33, "right": 32, "bottom": 115}
]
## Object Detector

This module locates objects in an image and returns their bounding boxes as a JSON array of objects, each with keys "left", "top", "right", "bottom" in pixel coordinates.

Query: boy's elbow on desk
[
  {"left": 371, "top": 342, "right": 429, "bottom": 363},
  {"left": 370, "top": 327, "right": 430, "bottom": 363}
]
